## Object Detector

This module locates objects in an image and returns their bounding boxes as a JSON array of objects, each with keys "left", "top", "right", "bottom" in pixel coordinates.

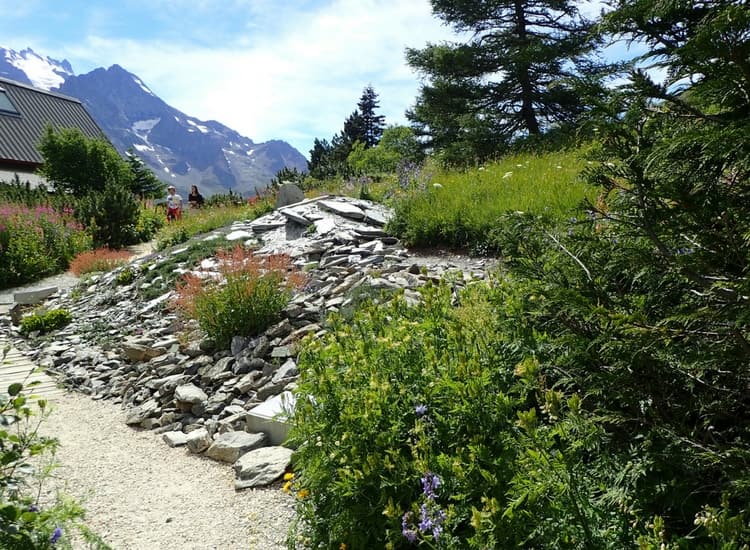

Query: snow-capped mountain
[
  {"left": 0, "top": 47, "right": 73, "bottom": 89},
  {"left": 0, "top": 47, "right": 307, "bottom": 196}
]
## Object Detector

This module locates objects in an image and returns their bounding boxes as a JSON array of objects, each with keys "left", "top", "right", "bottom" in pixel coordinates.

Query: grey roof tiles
[{"left": 0, "top": 76, "right": 103, "bottom": 165}]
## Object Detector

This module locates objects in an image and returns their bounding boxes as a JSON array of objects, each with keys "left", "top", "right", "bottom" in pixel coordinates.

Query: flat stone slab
[
  {"left": 318, "top": 199, "right": 366, "bottom": 220},
  {"left": 225, "top": 230, "right": 254, "bottom": 241},
  {"left": 13, "top": 286, "right": 58, "bottom": 305},
  {"left": 279, "top": 207, "right": 312, "bottom": 226}
]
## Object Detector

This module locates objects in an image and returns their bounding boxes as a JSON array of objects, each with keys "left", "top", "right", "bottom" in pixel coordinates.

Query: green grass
[{"left": 387, "top": 148, "right": 596, "bottom": 252}]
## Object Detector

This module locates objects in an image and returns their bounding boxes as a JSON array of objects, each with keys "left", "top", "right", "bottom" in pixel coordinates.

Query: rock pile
[{"left": 0, "top": 195, "right": 496, "bottom": 489}]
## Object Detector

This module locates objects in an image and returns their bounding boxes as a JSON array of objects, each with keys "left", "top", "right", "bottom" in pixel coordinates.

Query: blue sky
[{"left": 1, "top": 0, "right": 620, "bottom": 157}]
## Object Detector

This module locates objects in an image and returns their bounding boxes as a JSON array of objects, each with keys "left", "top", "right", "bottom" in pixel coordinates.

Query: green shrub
[
  {"left": 133, "top": 203, "right": 164, "bottom": 242},
  {"left": 0, "top": 375, "right": 110, "bottom": 549},
  {"left": 20, "top": 309, "right": 73, "bottom": 335},
  {"left": 173, "top": 246, "right": 306, "bottom": 349},
  {"left": 75, "top": 180, "right": 140, "bottom": 249}
]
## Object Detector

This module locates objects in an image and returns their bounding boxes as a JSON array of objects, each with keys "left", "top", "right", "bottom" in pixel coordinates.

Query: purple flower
[
  {"left": 28, "top": 505, "right": 39, "bottom": 512},
  {"left": 421, "top": 472, "right": 441, "bottom": 499},
  {"left": 402, "top": 512, "right": 417, "bottom": 543},
  {"left": 51, "top": 526, "right": 63, "bottom": 544},
  {"left": 418, "top": 503, "right": 433, "bottom": 532},
  {"left": 415, "top": 404, "right": 428, "bottom": 417}
]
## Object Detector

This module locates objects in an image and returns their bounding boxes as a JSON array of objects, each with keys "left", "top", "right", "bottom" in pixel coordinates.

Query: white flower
[{"left": 503, "top": 171, "right": 513, "bottom": 179}]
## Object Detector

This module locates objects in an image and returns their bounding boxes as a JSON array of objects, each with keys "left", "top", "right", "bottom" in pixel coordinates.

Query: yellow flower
[
  {"left": 282, "top": 481, "right": 292, "bottom": 494},
  {"left": 283, "top": 472, "right": 295, "bottom": 481},
  {"left": 297, "top": 488, "right": 310, "bottom": 499},
  {"left": 340, "top": 544, "right": 347, "bottom": 550}
]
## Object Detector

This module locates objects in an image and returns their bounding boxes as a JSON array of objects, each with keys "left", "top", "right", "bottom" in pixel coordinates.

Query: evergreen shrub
[
  {"left": 19, "top": 309, "right": 72, "bottom": 335},
  {"left": 74, "top": 180, "right": 140, "bottom": 249}
]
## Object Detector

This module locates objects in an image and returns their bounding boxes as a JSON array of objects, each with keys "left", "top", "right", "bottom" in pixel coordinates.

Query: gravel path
[{"left": 37, "top": 391, "right": 296, "bottom": 549}]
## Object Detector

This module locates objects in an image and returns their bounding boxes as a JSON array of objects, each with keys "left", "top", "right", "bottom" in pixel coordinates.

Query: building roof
[{"left": 0, "top": 76, "right": 103, "bottom": 166}]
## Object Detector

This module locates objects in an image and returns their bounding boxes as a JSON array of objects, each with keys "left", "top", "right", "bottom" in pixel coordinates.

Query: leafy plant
[
  {"left": 115, "top": 267, "right": 136, "bottom": 286},
  {"left": 0, "top": 377, "right": 110, "bottom": 549},
  {"left": 19, "top": 309, "right": 72, "bottom": 335},
  {"left": 173, "top": 245, "right": 306, "bottom": 349},
  {"left": 289, "top": 284, "right": 649, "bottom": 549}
]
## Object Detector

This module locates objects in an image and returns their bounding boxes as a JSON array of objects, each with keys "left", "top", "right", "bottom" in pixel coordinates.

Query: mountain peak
[{"left": 0, "top": 46, "right": 73, "bottom": 90}]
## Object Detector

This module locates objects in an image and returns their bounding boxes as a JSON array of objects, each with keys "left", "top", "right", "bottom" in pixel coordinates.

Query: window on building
[{"left": 0, "top": 89, "right": 20, "bottom": 115}]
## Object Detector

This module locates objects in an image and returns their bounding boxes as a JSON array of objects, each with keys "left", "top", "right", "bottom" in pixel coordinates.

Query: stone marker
[
  {"left": 246, "top": 391, "right": 296, "bottom": 446},
  {"left": 275, "top": 183, "right": 305, "bottom": 209}
]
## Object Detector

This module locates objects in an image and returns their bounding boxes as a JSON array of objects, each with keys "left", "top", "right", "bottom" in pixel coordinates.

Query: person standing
[
  {"left": 166, "top": 185, "right": 183, "bottom": 222},
  {"left": 188, "top": 185, "right": 205, "bottom": 209}
]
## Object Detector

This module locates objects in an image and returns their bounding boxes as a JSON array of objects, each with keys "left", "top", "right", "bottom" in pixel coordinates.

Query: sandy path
[{"left": 37, "top": 391, "right": 295, "bottom": 550}]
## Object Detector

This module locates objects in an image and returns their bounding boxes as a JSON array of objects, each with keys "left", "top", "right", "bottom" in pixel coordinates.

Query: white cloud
[{"left": 55, "top": 0, "right": 456, "bottom": 156}]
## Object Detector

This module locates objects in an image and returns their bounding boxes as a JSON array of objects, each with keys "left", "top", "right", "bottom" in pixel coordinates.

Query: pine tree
[
  {"left": 357, "top": 86, "right": 385, "bottom": 148},
  {"left": 407, "top": 0, "right": 603, "bottom": 161},
  {"left": 125, "top": 148, "right": 165, "bottom": 199}
]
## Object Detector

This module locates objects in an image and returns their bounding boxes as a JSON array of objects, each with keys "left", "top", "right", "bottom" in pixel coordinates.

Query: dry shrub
[
  {"left": 173, "top": 245, "right": 307, "bottom": 348},
  {"left": 68, "top": 247, "right": 132, "bottom": 275}
]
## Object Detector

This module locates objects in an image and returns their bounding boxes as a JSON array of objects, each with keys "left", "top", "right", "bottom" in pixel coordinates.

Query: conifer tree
[
  {"left": 407, "top": 0, "right": 603, "bottom": 161},
  {"left": 125, "top": 148, "right": 165, "bottom": 199},
  {"left": 356, "top": 85, "right": 385, "bottom": 148}
]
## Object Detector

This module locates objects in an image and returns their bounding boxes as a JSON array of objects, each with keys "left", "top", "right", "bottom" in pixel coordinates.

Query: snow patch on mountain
[
  {"left": 187, "top": 119, "right": 209, "bottom": 134},
  {"left": 3, "top": 48, "right": 72, "bottom": 90},
  {"left": 132, "top": 118, "right": 160, "bottom": 141},
  {"left": 132, "top": 75, "right": 154, "bottom": 96}
]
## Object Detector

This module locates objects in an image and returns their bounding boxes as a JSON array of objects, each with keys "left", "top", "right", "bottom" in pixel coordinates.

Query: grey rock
[
  {"left": 318, "top": 199, "right": 366, "bottom": 220},
  {"left": 14, "top": 286, "right": 58, "bottom": 305},
  {"left": 205, "top": 431, "right": 268, "bottom": 463},
  {"left": 125, "top": 398, "right": 160, "bottom": 425},
  {"left": 231, "top": 336, "right": 249, "bottom": 356},
  {"left": 275, "top": 183, "right": 305, "bottom": 208},
  {"left": 121, "top": 342, "right": 165, "bottom": 362},
  {"left": 233, "top": 446, "right": 294, "bottom": 489},
  {"left": 162, "top": 431, "right": 189, "bottom": 448},
  {"left": 174, "top": 384, "right": 208, "bottom": 405},
  {"left": 272, "top": 358, "right": 298, "bottom": 383},
  {"left": 186, "top": 427, "right": 212, "bottom": 454}
]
